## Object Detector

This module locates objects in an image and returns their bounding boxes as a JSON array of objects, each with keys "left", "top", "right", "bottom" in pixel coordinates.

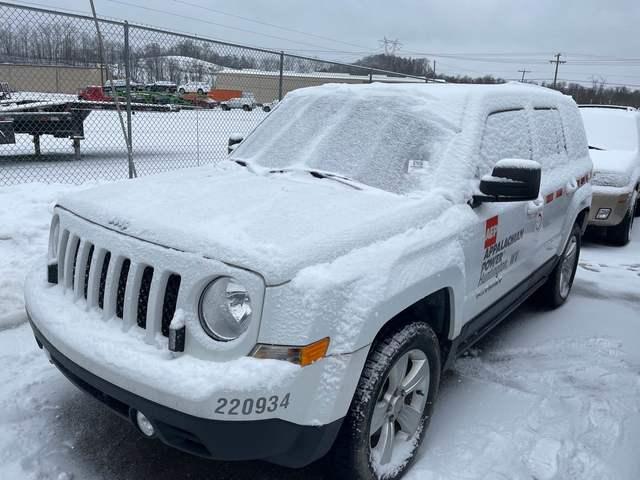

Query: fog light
[
  {"left": 135, "top": 411, "right": 156, "bottom": 437},
  {"left": 596, "top": 208, "right": 611, "bottom": 220}
]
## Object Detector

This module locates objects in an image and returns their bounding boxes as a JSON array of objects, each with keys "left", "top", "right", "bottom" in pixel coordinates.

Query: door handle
[
  {"left": 565, "top": 178, "right": 578, "bottom": 194},
  {"left": 527, "top": 197, "right": 544, "bottom": 216}
]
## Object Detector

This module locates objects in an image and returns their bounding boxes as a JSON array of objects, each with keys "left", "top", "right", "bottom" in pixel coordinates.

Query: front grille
[{"left": 57, "top": 229, "right": 182, "bottom": 344}]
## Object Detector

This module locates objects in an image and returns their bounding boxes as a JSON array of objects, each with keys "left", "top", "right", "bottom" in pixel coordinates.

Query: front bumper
[
  {"left": 588, "top": 190, "right": 633, "bottom": 227},
  {"left": 29, "top": 319, "right": 342, "bottom": 467}
]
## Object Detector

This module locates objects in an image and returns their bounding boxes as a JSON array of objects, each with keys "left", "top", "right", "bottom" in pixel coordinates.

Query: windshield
[
  {"left": 231, "top": 92, "right": 454, "bottom": 194},
  {"left": 581, "top": 109, "right": 640, "bottom": 151}
]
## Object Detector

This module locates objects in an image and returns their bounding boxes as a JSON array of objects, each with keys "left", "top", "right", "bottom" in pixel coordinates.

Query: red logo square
[{"left": 484, "top": 216, "right": 498, "bottom": 249}]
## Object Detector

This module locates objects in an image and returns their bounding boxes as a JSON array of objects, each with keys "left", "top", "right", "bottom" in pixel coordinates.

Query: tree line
[{"left": 1, "top": 18, "right": 638, "bottom": 106}]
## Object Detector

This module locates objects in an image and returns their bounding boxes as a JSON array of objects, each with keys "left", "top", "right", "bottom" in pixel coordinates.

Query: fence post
[
  {"left": 124, "top": 20, "right": 134, "bottom": 177},
  {"left": 369, "top": 69, "right": 373, "bottom": 84},
  {"left": 278, "top": 51, "right": 284, "bottom": 101}
]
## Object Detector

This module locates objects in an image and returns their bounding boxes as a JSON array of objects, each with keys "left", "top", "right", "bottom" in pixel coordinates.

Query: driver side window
[{"left": 479, "top": 109, "right": 532, "bottom": 176}]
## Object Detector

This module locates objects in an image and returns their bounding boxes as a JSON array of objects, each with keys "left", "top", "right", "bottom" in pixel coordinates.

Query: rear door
[
  {"left": 462, "top": 109, "right": 541, "bottom": 322},
  {"left": 530, "top": 107, "right": 572, "bottom": 265}
]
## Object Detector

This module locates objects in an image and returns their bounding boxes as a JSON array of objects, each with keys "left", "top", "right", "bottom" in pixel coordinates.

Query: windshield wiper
[
  {"left": 589, "top": 145, "right": 605, "bottom": 151},
  {"left": 269, "top": 168, "right": 362, "bottom": 190}
]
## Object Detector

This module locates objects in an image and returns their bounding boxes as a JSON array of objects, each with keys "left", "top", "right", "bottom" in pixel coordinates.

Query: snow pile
[{"left": 0, "top": 183, "right": 85, "bottom": 330}]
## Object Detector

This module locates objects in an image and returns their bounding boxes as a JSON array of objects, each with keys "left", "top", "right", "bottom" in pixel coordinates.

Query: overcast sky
[{"left": 15, "top": 0, "right": 640, "bottom": 88}]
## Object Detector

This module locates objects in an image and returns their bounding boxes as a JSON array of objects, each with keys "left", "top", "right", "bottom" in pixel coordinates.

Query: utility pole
[
  {"left": 549, "top": 53, "right": 566, "bottom": 89},
  {"left": 518, "top": 69, "right": 532, "bottom": 82},
  {"left": 433, "top": 60, "right": 436, "bottom": 79}
]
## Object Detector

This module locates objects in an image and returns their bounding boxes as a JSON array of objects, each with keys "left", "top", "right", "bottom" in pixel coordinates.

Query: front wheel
[
  {"left": 607, "top": 207, "right": 634, "bottom": 246},
  {"left": 330, "top": 322, "right": 440, "bottom": 480}
]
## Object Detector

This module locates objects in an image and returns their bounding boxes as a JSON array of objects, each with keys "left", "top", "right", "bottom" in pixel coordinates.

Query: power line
[
  {"left": 103, "top": 0, "right": 361, "bottom": 52},
  {"left": 169, "top": 0, "right": 373, "bottom": 52}
]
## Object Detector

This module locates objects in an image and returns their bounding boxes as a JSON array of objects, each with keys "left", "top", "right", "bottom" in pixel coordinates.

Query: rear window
[
  {"left": 532, "top": 108, "right": 568, "bottom": 168},
  {"left": 580, "top": 109, "right": 640, "bottom": 151}
]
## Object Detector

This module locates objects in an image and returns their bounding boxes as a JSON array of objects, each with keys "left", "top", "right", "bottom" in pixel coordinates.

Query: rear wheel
[
  {"left": 330, "top": 322, "right": 440, "bottom": 480},
  {"left": 535, "top": 223, "right": 581, "bottom": 308},
  {"left": 242, "top": 104, "right": 251, "bottom": 111},
  {"left": 197, "top": 88, "right": 204, "bottom": 95},
  {"left": 607, "top": 208, "right": 634, "bottom": 246},
  {"left": 178, "top": 88, "right": 185, "bottom": 94}
]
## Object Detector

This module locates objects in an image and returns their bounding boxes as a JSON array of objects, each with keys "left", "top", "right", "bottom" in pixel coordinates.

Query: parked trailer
[{"left": 0, "top": 97, "right": 176, "bottom": 159}]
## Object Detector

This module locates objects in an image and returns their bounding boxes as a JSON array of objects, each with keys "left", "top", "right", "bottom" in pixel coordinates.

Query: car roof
[
  {"left": 288, "top": 82, "right": 570, "bottom": 131},
  {"left": 578, "top": 104, "right": 637, "bottom": 112}
]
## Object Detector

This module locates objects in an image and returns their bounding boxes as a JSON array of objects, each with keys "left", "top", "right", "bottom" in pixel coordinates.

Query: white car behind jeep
[
  {"left": 26, "top": 83, "right": 592, "bottom": 480},
  {"left": 579, "top": 105, "right": 640, "bottom": 245},
  {"left": 220, "top": 92, "right": 256, "bottom": 111}
]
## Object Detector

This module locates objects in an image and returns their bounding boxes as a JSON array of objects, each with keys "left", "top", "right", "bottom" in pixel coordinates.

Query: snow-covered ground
[{"left": 0, "top": 182, "right": 639, "bottom": 479}]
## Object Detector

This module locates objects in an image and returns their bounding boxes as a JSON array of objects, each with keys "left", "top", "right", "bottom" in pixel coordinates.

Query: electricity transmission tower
[
  {"left": 379, "top": 36, "right": 402, "bottom": 56},
  {"left": 549, "top": 53, "right": 566, "bottom": 89},
  {"left": 518, "top": 69, "right": 532, "bottom": 82}
]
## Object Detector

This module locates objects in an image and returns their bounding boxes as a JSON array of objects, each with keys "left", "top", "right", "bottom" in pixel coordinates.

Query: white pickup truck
[{"left": 26, "top": 83, "right": 592, "bottom": 480}]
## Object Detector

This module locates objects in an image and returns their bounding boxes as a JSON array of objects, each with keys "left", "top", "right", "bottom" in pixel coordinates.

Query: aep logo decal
[{"left": 484, "top": 216, "right": 499, "bottom": 249}]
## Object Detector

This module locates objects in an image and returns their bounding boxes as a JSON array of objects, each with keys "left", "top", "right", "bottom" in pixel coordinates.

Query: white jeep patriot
[{"left": 26, "top": 83, "right": 592, "bottom": 480}]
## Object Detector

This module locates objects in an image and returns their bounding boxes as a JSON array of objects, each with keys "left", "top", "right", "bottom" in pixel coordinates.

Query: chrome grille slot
[
  {"left": 161, "top": 274, "right": 181, "bottom": 337},
  {"left": 137, "top": 267, "right": 154, "bottom": 329},
  {"left": 98, "top": 252, "right": 111, "bottom": 309},
  {"left": 83, "top": 245, "right": 95, "bottom": 300},
  {"left": 115, "top": 259, "right": 131, "bottom": 319}
]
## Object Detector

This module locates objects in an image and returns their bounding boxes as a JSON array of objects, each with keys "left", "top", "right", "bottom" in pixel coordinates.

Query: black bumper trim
[{"left": 29, "top": 319, "right": 343, "bottom": 468}]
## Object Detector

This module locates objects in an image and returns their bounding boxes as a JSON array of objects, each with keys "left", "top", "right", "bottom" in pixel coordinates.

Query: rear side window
[
  {"left": 480, "top": 109, "right": 531, "bottom": 174},
  {"left": 532, "top": 108, "right": 568, "bottom": 168}
]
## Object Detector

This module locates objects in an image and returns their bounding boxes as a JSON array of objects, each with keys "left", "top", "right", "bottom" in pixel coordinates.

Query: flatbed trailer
[{"left": 0, "top": 97, "right": 176, "bottom": 159}]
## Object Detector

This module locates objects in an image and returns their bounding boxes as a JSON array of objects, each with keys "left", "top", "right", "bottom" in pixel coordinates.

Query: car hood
[
  {"left": 58, "top": 164, "right": 452, "bottom": 285},
  {"left": 590, "top": 149, "right": 639, "bottom": 175}
]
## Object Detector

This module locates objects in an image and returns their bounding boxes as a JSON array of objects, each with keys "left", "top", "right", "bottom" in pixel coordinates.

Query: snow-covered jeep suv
[{"left": 26, "top": 83, "right": 592, "bottom": 480}]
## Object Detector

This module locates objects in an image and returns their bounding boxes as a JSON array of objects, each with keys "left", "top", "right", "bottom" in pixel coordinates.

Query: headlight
[
  {"left": 48, "top": 215, "right": 60, "bottom": 260},
  {"left": 592, "top": 171, "right": 630, "bottom": 188},
  {"left": 198, "top": 277, "right": 253, "bottom": 341}
]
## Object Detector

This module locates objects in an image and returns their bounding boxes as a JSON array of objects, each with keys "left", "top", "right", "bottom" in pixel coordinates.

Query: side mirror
[
  {"left": 473, "top": 159, "right": 541, "bottom": 206},
  {"left": 228, "top": 135, "right": 244, "bottom": 154}
]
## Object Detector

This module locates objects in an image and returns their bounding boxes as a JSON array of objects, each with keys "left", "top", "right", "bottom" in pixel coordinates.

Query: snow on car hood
[
  {"left": 590, "top": 149, "right": 638, "bottom": 175},
  {"left": 57, "top": 163, "right": 454, "bottom": 285}
]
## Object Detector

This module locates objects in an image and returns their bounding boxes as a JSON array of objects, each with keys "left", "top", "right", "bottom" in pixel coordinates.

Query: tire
[
  {"left": 263, "top": 106, "right": 271, "bottom": 112},
  {"left": 607, "top": 208, "right": 634, "bottom": 246},
  {"left": 329, "top": 322, "right": 441, "bottom": 480},
  {"left": 535, "top": 223, "right": 581, "bottom": 308},
  {"left": 178, "top": 88, "right": 185, "bottom": 94},
  {"left": 221, "top": 104, "right": 230, "bottom": 111},
  {"left": 197, "top": 88, "right": 204, "bottom": 95},
  {"left": 242, "top": 104, "right": 250, "bottom": 111},
  {"left": 634, "top": 193, "right": 640, "bottom": 218}
]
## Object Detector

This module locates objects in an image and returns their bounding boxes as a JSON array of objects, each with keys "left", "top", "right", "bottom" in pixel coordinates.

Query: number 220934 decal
[{"left": 214, "top": 394, "right": 291, "bottom": 416}]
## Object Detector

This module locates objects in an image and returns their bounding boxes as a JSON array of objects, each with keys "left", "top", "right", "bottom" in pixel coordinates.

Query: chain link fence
[{"left": 0, "top": 2, "right": 428, "bottom": 186}]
